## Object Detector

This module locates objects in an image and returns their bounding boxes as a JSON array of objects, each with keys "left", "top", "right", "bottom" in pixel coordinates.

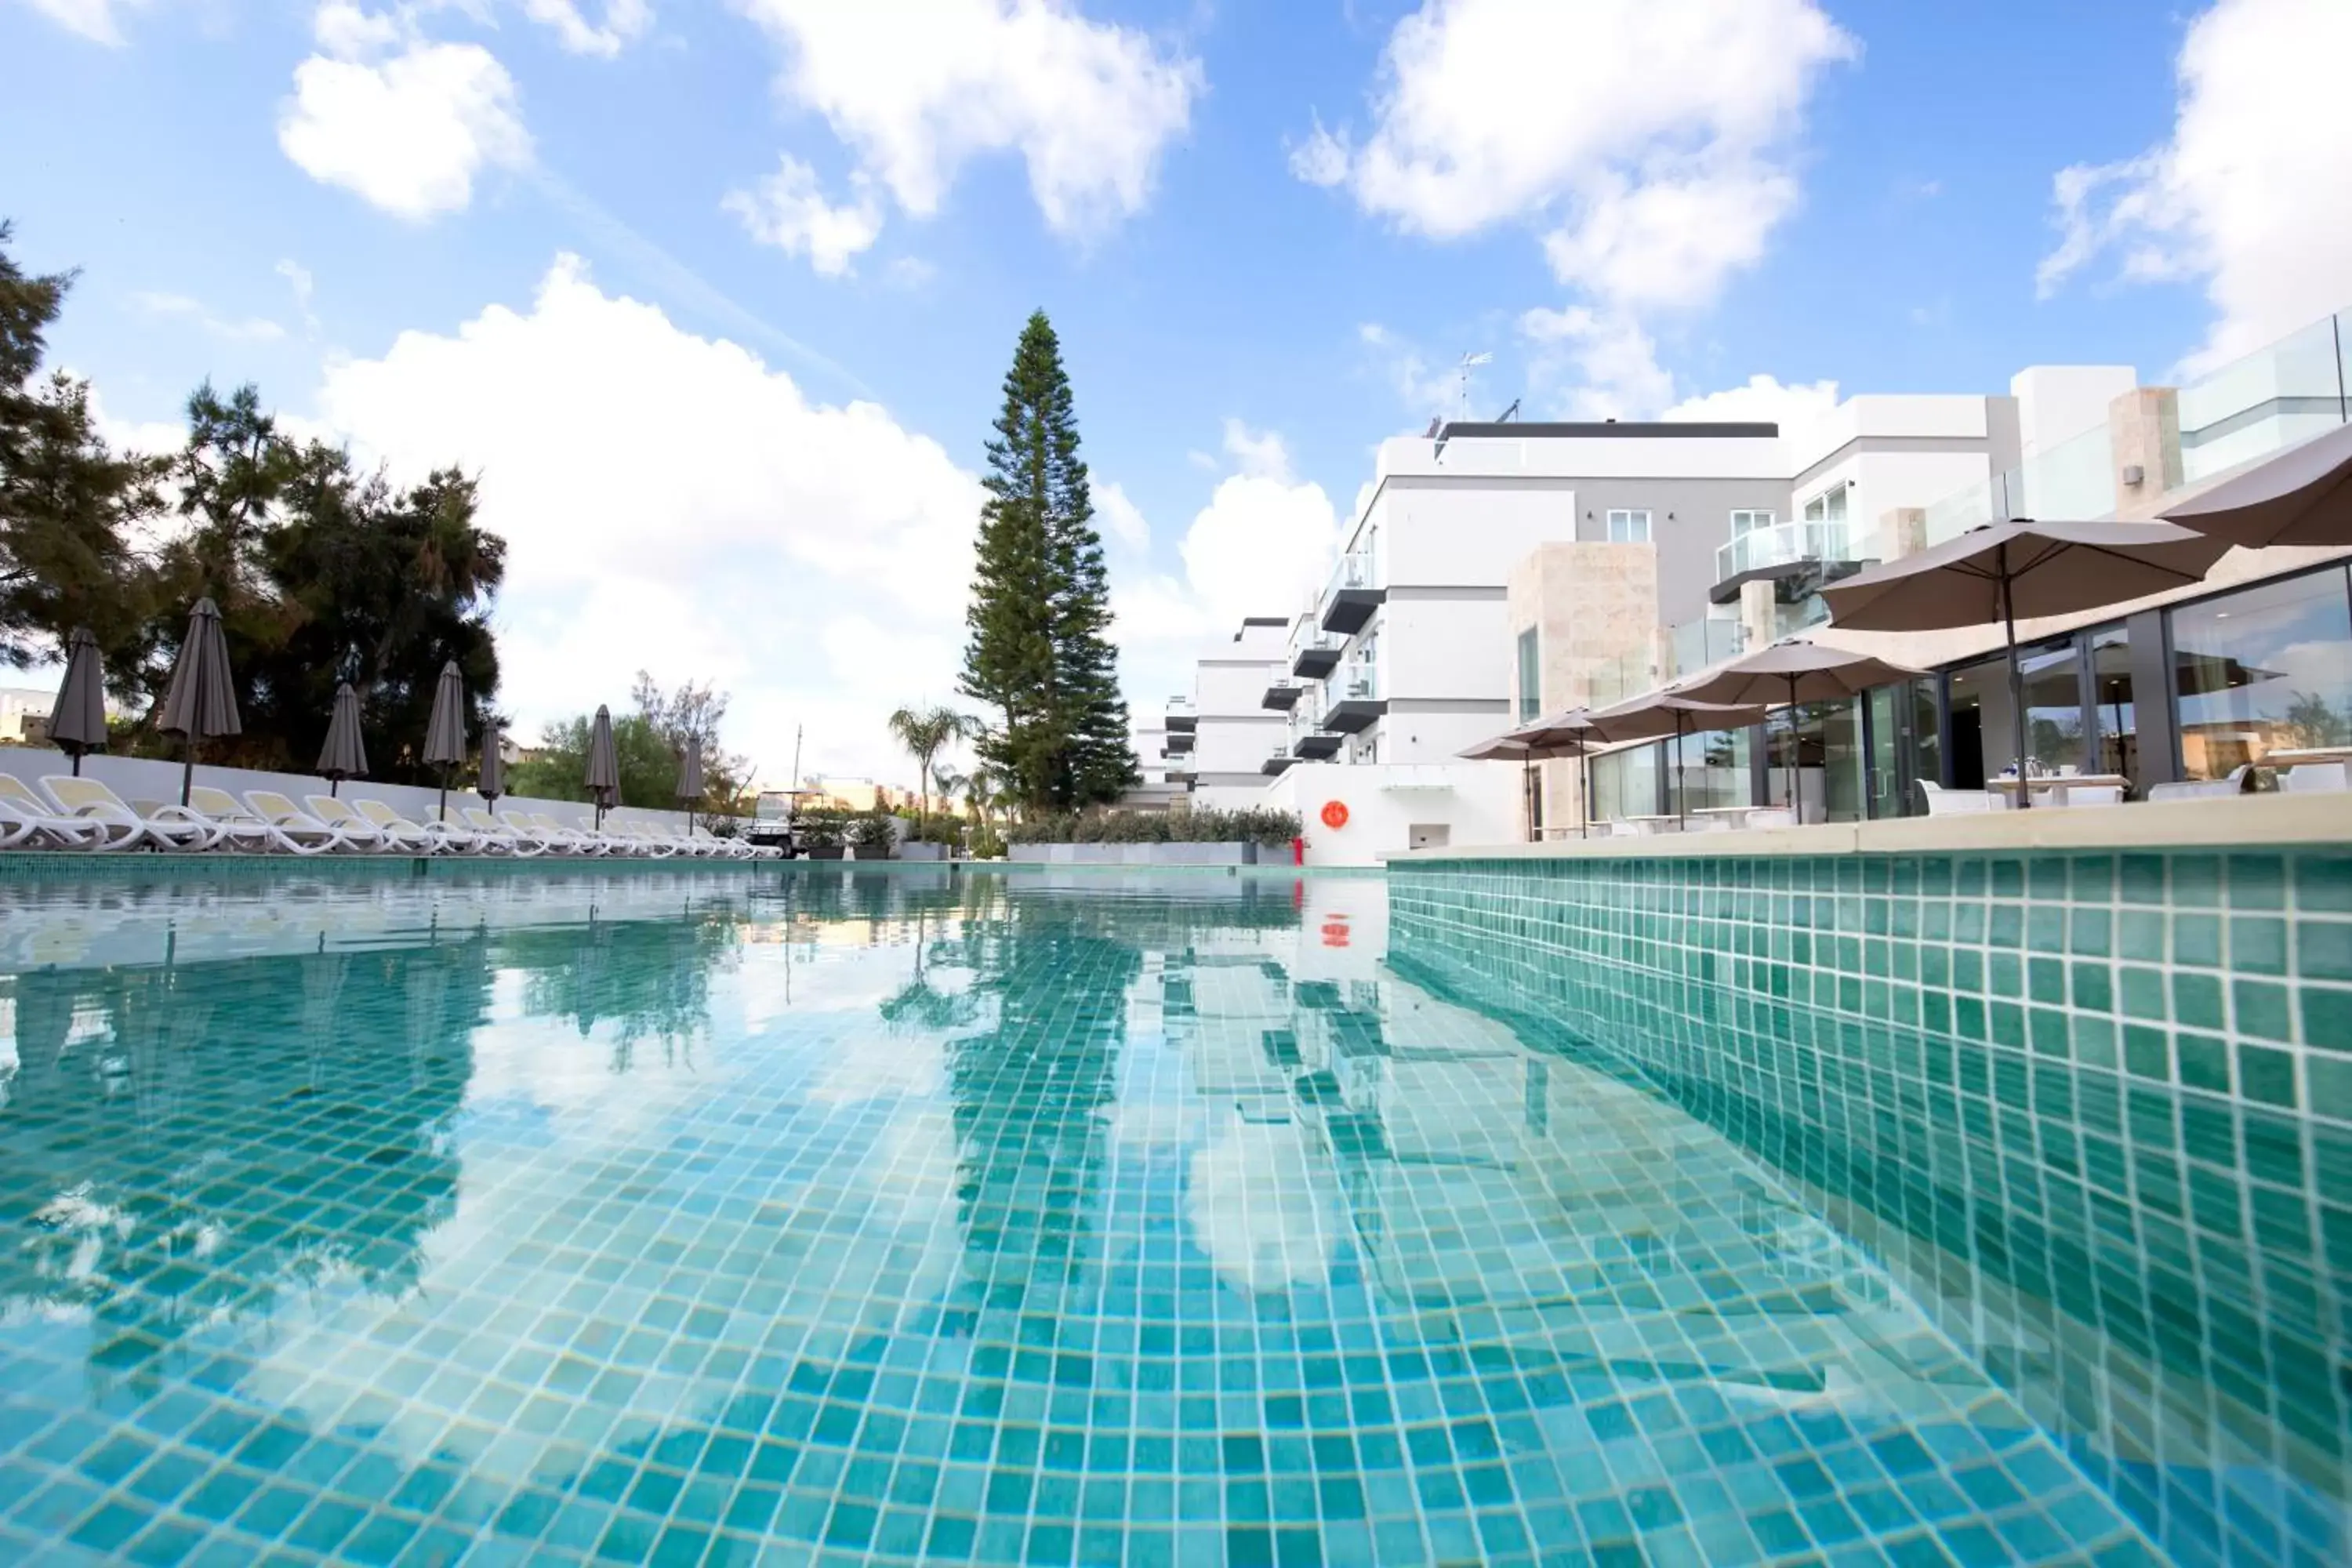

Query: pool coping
[
  {"left": 0, "top": 853, "right": 1370, "bottom": 884},
  {"left": 1393, "top": 789, "right": 2352, "bottom": 864}
]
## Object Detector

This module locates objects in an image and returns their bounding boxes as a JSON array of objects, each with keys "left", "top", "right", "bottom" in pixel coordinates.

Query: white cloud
[
  {"left": 2035, "top": 0, "right": 2352, "bottom": 371},
  {"left": 278, "top": 5, "right": 532, "bottom": 222},
  {"left": 312, "top": 255, "right": 984, "bottom": 786},
  {"left": 1094, "top": 480, "right": 1149, "bottom": 551},
  {"left": 1219, "top": 418, "right": 1292, "bottom": 481},
  {"left": 522, "top": 0, "right": 652, "bottom": 56},
  {"left": 1300, "top": 0, "right": 1853, "bottom": 309},
  {"left": 721, "top": 155, "right": 886, "bottom": 276},
  {"left": 882, "top": 256, "right": 937, "bottom": 289},
  {"left": 1516, "top": 305, "right": 1673, "bottom": 419},
  {"left": 16, "top": 0, "right": 152, "bottom": 45},
  {"left": 130, "top": 290, "right": 288, "bottom": 343},
  {"left": 1308, "top": 0, "right": 1853, "bottom": 418},
  {"left": 1357, "top": 321, "right": 1465, "bottom": 423},
  {"left": 1178, "top": 472, "right": 1341, "bottom": 630},
  {"left": 277, "top": 260, "right": 322, "bottom": 336},
  {"left": 731, "top": 0, "right": 1201, "bottom": 240},
  {"left": 1662, "top": 373, "right": 1841, "bottom": 433}
]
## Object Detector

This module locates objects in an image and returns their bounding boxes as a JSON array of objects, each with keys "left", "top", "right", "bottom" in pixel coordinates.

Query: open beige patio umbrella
[
  {"left": 584, "top": 705, "right": 620, "bottom": 829},
  {"left": 48, "top": 626, "right": 108, "bottom": 775},
  {"left": 423, "top": 661, "right": 468, "bottom": 822},
  {"left": 477, "top": 724, "right": 506, "bottom": 806},
  {"left": 158, "top": 597, "right": 241, "bottom": 808},
  {"left": 1822, "top": 518, "right": 2228, "bottom": 807},
  {"left": 674, "top": 736, "right": 704, "bottom": 838},
  {"left": 1584, "top": 692, "right": 1769, "bottom": 830},
  {"left": 317, "top": 682, "right": 368, "bottom": 797},
  {"left": 2164, "top": 419, "right": 2352, "bottom": 549},
  {"left": 1671, "top": 640, "right": 1923, "bottom": 823}
]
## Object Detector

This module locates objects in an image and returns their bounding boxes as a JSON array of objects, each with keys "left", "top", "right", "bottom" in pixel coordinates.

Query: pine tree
[{"left": 960, "top": 310, "right": 1135, "bottom": 812}]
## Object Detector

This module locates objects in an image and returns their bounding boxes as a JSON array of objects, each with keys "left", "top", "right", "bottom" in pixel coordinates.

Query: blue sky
[{"left": 2, "top": 0, "right": 2343, "bottom": 785}]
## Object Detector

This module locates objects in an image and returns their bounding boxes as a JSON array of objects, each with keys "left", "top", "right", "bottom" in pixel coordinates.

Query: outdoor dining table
[{"left": 1987, "top": 773, "right": 2130, "bottom": 804}]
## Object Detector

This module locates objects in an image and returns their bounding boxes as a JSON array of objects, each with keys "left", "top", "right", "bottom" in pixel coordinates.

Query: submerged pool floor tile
[{"left": 0, "top": 862, "right": 2340, "bottom": 1564}]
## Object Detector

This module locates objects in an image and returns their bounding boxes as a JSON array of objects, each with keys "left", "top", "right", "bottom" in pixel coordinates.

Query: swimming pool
[{"left": 0, "top": 863, "right": 2336, "bottom": 1565}]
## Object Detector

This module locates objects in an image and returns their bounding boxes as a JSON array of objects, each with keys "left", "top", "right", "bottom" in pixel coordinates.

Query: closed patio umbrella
[
  {"left": 477, "top": 724, "right": 506, "bottom": 805},
  {"left": 49, "top": 626, "right": 107, "bottom": 775},
  {"left": 1822, "top": 517, "right": 2228, "bottom": 807},
  {"left": 2163, "top": 419, "right": 2352, "bottom": 549},
  {"left": 317, "top": 682, "right": 368, "bottom": 797},
  {"left": 423, "top": 660, "right": 468, "bottom": 822},
  {"left": 1671, "top": 640, "right": 1924, "bottom": 824},
  {"left": 158, "top": 597, "right": 241, "bottom": 808},
  {"left": 585, "top": 705, "right": 619, "bottom": 829},
  {"left": 1584, "top": 692, "right": 1769, "bottom": 830},
  {"left": 674, "top": 735, "right": 704, "bottom": 838}
]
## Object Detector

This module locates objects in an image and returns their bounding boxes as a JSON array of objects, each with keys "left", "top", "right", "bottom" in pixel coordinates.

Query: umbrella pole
[
  {"left": 438, "top": 764, "right": 449, "bottom": 825},
  {"left": 1785, "top": 673, "right": 1801, "bottom": 823},
  {"left": 72, "top": 751, "right": 82, "bottom": 778},
  {"left": 181, "top": 741, "right": 195, "bottom": 808},
  {"left": 1581, "top": 753, "right": 1590, "bottom": 840},
  {"left": 2000, "top": 550, "right": 2031, "bottom": 811},
  {"left": 1675, "top": 714, "right": 1689, "bottom": 831}
]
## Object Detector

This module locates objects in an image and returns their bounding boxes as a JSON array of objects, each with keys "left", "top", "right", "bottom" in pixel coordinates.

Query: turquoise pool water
[{"left": 0, "top": 863, "right": 2339, "bottom": 1566}]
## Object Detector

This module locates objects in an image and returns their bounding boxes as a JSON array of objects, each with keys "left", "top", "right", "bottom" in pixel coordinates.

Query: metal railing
[{"left": 1335, "top": 662, "right": 1381, "bottom": 702}]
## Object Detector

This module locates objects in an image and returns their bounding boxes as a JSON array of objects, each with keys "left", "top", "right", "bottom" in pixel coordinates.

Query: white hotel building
[{"left": 1150, "top": 361, "right": 2156, "bottom": 864}]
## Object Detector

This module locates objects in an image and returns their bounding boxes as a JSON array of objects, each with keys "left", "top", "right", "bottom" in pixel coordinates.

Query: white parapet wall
[
  {"left": 0, "top": 744, "right": 700, "bottom": 835},
  {"left": 1259, "top": 760, "right": 1522, "bottom": 868}
]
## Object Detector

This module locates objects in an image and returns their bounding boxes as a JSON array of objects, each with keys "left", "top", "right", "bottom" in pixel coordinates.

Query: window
[
  {"left": 1730, "top": 509, "right": 1774, "bottom": 537},
  {"left": 1801, "top": 485, "right": 1848, "bottom": 526},
  {"left": 1515, "top": 627, "right": 1541, "bottom": 721},
  {"left": 1606, "top": 508, "right": 1651, "bottom": 543},
  {"left": 2172, "top": 565, "right": 2352, "bottom": 777}
]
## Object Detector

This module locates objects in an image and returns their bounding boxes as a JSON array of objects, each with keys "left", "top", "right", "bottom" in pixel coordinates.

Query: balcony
[
  {"left": 1711, "top": 520, "right": 1865, "bottom": 604},
  {"left": 1162, "top": 730, "right": 1194, "bottom": 755},
  {"left": 1294, "top": 728, "right": 1341, "bottom": 760},
  {"left": 1318, "top": 552, "right": 1385, "bottom": 635},
  {"left": 1261, "top": 677, "right": 1304, "bottom": 711},
  {"left": 1292, "top": 635, "right": 1341, "bottom": 679},
  {"left": 1261, "top": 742, "right": 1295, "bottom": 775},
  {"left": 1164, "top": 695, "right": 1195, "bottom": 732},
  {"left": 1318, "top": 664, "right": 1385, "bottom": 735}
]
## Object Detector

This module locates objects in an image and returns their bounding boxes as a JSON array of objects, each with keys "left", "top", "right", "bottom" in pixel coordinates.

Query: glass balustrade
[{"left": 1713, "top": 518, "right": 1855, "bottom": 583}]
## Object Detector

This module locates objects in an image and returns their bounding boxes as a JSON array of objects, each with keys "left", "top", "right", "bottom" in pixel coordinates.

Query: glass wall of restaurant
[{"left": 1573, "top": 561, "right": 2352, "bottom": 826}]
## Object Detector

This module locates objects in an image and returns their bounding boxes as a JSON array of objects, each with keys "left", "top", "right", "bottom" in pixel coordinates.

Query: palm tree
[
  {"left": 886, "top": 704, "right": 979, "bottom": 828},
  {"left": 932, "top": 764, "right": 970, "bottom": 818}
]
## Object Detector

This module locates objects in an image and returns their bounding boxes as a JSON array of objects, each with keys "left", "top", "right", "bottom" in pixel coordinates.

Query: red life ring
[{"left": 1319, "top": 800, "right": 1350, "bottom": 829}]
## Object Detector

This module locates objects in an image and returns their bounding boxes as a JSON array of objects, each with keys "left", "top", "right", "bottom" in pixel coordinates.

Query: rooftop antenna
[
  {"left": 1457, "top": 351, "right": 1493, "bottom": 422},
  {"left": 1496, "top": 397, "right": 1521, "bottom": 423}
]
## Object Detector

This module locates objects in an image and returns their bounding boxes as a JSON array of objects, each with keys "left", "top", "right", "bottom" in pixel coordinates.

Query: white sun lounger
[
  {"left": 304, "top": 796, "right": 408, "bottom": 853},
  {"left": 464, "top": 806, "right": 548, "bottom": 855},
  {"left": 182, "top": 786, "right": 335, "bottom": 855},
  {"left": 353, "top": 797, "right": 481, "bottom": 854},
  {"left": 42, "top": 776, "right": 219, "bottom": 851},
  {"left": 516, "top": 810, "right": 605, "bottom": 855},
  {"left": 0, "top": 774, "right": 112, "bottom": 850},
  {"left": 246, "top": 789, "right": 385, "bottom": 852}
]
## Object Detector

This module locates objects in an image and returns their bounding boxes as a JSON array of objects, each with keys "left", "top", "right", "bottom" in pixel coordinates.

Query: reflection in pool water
[{"left": 0, "top": 866, "right": 2323, "bottom": 1564}]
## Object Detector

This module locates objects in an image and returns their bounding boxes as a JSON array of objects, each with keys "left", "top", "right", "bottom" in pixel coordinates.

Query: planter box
[
  {"left": 1008, "top": 841, "right": 1260, "bottom": 866},
  {"left": 850, "top": 845, "right": 894, "bottom": 860},
  {"left": 804, "top": 846, "right": 845, "bottom": 860},
  {"left": 897, "top": 842, "right": 948, "bottom": 862}
]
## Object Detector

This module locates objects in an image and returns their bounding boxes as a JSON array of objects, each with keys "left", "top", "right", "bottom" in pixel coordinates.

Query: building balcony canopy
[
  {"left": 1711, "top": 519, "right": 1868, "bottom": 604},
  {"left": 1294, "top": 731, "right": 1341, "bottom": 759},
  {"left": 1293, "top": 642, "right": 1341, "bottom": 678},
  {"left": 1262, "top": 680, "right": 1304, "bottom": 710},
  {"left": 1163, "top": 731, "right": 1194, "bottom": 753}
]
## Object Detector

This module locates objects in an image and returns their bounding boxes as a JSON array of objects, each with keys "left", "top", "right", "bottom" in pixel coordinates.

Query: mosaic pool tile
[{"left": 0, "top": 860, "right": 2334, "bottom": 1564}]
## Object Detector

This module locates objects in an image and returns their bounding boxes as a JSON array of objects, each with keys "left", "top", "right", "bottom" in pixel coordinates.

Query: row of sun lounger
[{"left": 0, "top": 775, "right": 771, "bottom": 859}]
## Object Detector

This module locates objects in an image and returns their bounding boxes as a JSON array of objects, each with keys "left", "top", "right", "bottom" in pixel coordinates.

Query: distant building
[{"left": 0, "top": 688, "right": 56, "bottom": 746}]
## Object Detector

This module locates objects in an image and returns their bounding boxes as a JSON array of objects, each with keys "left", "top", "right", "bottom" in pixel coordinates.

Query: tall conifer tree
[{"left": 960, "top": 311, "right": 1136, "bottom": 811}]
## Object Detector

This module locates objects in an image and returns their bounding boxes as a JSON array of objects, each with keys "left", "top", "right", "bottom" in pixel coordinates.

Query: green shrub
[
  {"left": 969, "top": 825, "right": 1008, "bottom": 859},
  {"left": 851, "top": 807, "right": 898, "bottom": 849},
  {"left": 794, "top": 806, "right": 849, "bottom": 848},
  {"left": 1000, "top": 807, "right": 1300, "bottom": 846}
]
